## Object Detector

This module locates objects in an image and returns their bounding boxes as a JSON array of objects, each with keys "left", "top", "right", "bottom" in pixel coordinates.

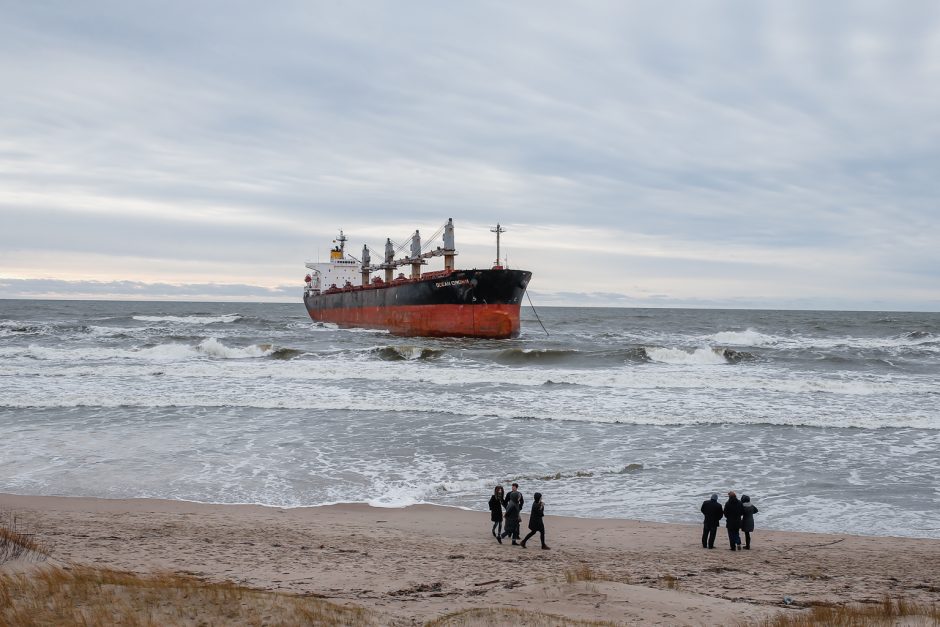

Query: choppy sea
[{"left": 1, "top": 300, "right": 938, "bottom": 538}]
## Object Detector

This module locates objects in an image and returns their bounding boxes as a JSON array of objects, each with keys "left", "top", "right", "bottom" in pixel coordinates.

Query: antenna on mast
[{"left": 490, "top": 223, "right": 505, "bottom": 269}]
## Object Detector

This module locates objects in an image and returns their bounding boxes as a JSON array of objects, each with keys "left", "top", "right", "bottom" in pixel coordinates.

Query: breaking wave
[
  {"left": 4, "top": 338, "right": 278, "bottom": 361},
  {"left": 494, "top": 348, "right": 581, "bottom": 364},
  {"left": 371, "top": 345, "right": 444, "bottom": 361},
  {"left": 132, "top": 314, "right": 241, "bottom": 325},
  {"left": 709, "top": 328, "right": 779, "bottom": 346},
  {"left": 643, "top": 346, "right": 751, "bottom": 365},
  {"left": 521, "top": 464, "right": 645, "bottom": 481}
]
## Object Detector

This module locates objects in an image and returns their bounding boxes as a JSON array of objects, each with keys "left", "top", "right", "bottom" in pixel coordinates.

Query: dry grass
[
  {"left": 426, "top": 606, "right": 617, "bottom": 626},
  {"left": 0, "top": 510, "right": 49, "bottom": 565},
  {"left": 659, "top": 574, "right": 679, "bottom": 590},
  {"left": 564, "top": 563, "right": 600, "bottom": 583},
  {"left": 748, "top": 595, "right": 940, "bottom": 626},
  {"left": 0, "top": 565, "right": 375, "bottom": 626}
]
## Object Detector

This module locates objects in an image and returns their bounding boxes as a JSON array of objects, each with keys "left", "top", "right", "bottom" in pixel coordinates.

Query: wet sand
[{"left": 2, "top": 493, "right": 938, "bottom": 625}]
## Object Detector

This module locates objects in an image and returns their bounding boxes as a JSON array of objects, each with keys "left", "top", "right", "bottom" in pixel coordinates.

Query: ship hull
[{"left": 304, "top": 269, "right": 532, "bottom": 338}]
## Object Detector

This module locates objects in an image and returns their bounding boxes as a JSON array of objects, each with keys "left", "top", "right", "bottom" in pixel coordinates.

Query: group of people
[
  {"left": 701, "top": 490, "right": 759, "bottom": 550},
  {"left": 488, "top": 483, "right": 550, "bottom": 549}
]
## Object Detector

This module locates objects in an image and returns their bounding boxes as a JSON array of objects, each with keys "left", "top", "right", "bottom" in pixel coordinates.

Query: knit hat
[
  {"left": 741, "top": 495, "right": 750, "bottom": 503},
  {"left": 710, "top": 493, "right": 718, "bottom": 501}
]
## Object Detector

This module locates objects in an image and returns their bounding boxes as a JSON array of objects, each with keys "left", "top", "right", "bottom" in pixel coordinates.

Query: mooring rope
[{"left": 526, "top": 291, "right": 549, "bottom": 336}]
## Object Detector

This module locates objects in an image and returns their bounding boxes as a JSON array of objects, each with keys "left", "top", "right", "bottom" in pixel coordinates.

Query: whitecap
[
  {"left": 196, "top": 338, "right": 272, "bottom": 359},
  {"left": 709, "top": 328, "right": 778, "bottom": 346},
  {"left": 645, "top": 346, "right": 728, "bottom": 365},
  {"left": 132, "top": 314, "right": 241, "bottom": 325}
]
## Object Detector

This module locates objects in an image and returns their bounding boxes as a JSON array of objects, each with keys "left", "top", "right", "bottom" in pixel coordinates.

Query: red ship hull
[
  {"left": 303, "top": 268, "right": 531, "bottom": 339},
  {"left": 307, "top": 303, "right": 522, "bottom": 338}
]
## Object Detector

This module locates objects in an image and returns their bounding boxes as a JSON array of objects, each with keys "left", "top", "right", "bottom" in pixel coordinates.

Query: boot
[{"left": 541, "top": 545, "right": 550, "bottom": 550}]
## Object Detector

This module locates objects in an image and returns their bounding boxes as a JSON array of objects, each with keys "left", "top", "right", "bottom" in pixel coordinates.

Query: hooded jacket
[{"left": 742, "top": 502, "right": 759, "bottom": 532}]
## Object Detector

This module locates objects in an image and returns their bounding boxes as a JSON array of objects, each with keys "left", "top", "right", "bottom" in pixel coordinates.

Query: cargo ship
[{"left": 303, "top": 219, "right": 531, "bottom": 338}]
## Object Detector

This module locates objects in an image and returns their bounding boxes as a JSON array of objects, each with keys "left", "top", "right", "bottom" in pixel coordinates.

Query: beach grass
[
  {"left": 0, "top": 565, "right": 374, "bottom": 626},
  {"left": 425, "top": 606, "right": 618, "bottom": 626},
  {"left": 564, "top": 563, "right": 601, "bottom": 583},
  {"left": 749, "top": 596, "right": 940, "bottom": 626},
  {"left": 0, "top": 509, "right": 50, "bottom": 566}
]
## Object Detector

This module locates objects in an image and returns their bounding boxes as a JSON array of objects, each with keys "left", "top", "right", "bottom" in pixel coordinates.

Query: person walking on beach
[
  {"left": 741, "top": 494, "right": 759, "bottom": 550},
  {"left": 520, "top": 492, "right": 550, "bottom": 550},
  {"left": 489, "top": 485, "right": 505, "bottom": 543},
  {"left": 501, "top": 483, "right": 523, "bottom": 544},
  {"left": 724, "top": 491, "right": 745, "bottom": 551},
  {"left": 700, "top": 493, "right": 723, "bottom": 549}
]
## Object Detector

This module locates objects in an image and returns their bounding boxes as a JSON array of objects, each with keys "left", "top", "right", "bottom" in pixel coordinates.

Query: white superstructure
[{"left": 304, "top": 231, "right": 360, "bottom": 295}]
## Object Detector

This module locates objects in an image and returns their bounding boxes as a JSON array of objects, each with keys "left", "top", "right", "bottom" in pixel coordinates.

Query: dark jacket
[
  {"left": 742, "top": 503, "right": 759, "bottom": 533},
  {"left": 504, "top": 495, "right": 521, "bottom": 524},
  {"left": 701, "top": 499, "right": 723, "bottom": 527},
  {"left": 504, "top": 490, "right": 524, "bottom": 512},
  {"left": 488, "top": 494, "right": 503, "bottom": 522},
  {"left": 724, "top": 496, "right": 745, "bottom": 530},
  {"left": 528, "top": 501, "right": 545, "bottom": 531}
]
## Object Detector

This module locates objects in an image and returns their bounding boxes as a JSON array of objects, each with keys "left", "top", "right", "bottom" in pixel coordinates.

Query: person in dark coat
[
  {"left": 501, "top": 491, "right": 522, "bottom": 545},
  {"left": 724, "top": 490, "right": 745, "bottom": 550},
  {"left": 741, "top": 494, "right": 759, "bottom": 550},
  {"left": 700, "top": 493, "right": 723, "bottom": 549},
  {"left": 501, "top": 483, "right": 524, "bottom": 542},
  {"left": 520, "top": 492, "right": 549, "bottom": 549},
  {"left": 488, "top": 485, "right": 505, "bottom": 543}
]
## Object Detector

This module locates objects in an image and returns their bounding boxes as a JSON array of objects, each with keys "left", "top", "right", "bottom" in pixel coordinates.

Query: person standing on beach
[
  {"left": 700, "top": 493, "right": 723, "bottom": 549},
  {"left": 489, "top": 485, "right": 505, "bottom": 543},
  {"left": 501, "top": 483, "right": 523, "bottom": 544},
  {"left": 741, "top": 495, "right": 759, "bottom": 550},
  {"left": 504, "top": 483, "right": 524, "bottom": 512},
  {"left": 520, "top": 492, "right": 550, "bottom": 550},
  {"left": 724, "top": 491, "right": 745, "bottom": 551}
]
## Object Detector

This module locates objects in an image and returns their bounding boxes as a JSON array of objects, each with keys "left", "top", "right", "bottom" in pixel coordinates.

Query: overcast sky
[{"left": 1, "top": 1, "right": 938, "bottom": 309}]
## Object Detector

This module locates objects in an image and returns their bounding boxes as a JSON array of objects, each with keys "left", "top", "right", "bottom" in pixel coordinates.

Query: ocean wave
[
  {"left": 370, "top": 345, "right": 443, "bottom": 361},
  {"left": 2, "top": 353, "right": 925, "bottom": 397},
  {"left": 196, "top": 338, "right": 272, "bottom": 359},
  {"left": 644, "top": 346, "right": 731, "bottom": 365},
  {"left": 268, "top": 347, "right": 304, "bottom": 360},
  {"left": 0, "top": 321, "right": 54, "bottom": 336},
  {"left": 708, "top": 328, "right": 779, "bottom": 346},
  {"left": 519, "top": 464, "right": 645, "bottom": 481},
  {"left": 2, "top": 338, "right": 277, "bottom": 361},
  {"left": 494, "top": 348, "right": 582, "bottom": 364},
  {"left": 132, "top": 314, "right": 241, "bottom": 325}
]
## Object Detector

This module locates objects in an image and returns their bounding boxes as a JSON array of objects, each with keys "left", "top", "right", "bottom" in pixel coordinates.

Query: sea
[{"left": 1, "top": 299, "right": 938, "bottom": 539}]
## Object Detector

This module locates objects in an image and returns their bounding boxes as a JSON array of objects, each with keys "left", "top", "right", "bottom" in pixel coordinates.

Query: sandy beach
[{"left": 2, "top": 492, "right": 938, "bottom": 625}]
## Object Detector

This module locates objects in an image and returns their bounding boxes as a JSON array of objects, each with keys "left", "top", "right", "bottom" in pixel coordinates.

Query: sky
[{"left": 1, "top": 1, "right": 938, "bottom": 310}]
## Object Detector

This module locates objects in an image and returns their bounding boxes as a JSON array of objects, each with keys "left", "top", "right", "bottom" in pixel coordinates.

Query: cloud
[
  {"left": 0, "top": 278, "right": 296, "bottom": 302},
  {"left": 1, "top": 1, "right": 938, "bottom": 309}
]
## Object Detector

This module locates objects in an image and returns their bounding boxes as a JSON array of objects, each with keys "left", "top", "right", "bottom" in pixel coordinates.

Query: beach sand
[{"left": 2, "top": 492, "right": 938, "bottom": 625}]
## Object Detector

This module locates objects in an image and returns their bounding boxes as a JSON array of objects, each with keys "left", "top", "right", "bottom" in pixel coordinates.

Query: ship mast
[{"left": 490, "top": 223, "right": 505, "bottom": 269}]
